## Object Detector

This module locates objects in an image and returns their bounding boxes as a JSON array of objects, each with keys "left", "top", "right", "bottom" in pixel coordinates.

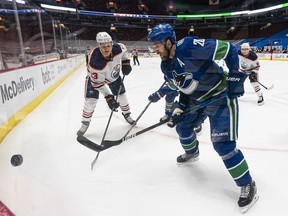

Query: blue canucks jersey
[{"left": 161, "top": 36, "right": 239, "bottom": 103}]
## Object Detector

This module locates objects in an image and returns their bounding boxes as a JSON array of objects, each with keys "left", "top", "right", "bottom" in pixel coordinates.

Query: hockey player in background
[
  {"left": 131, "top": 48, "right": 140, "bottom": 65},
  {"left": 239, "top": 43, "right": 264, "bottom": 105},
  {"left": 77, "top": 32, "right": 135, "bottom": 136},
  {"left": 147, "top": 23, "right": 258, "bottom": 213}
]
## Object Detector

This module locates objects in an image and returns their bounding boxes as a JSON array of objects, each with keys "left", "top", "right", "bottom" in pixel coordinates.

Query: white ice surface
[{"left": 0, "top": 58, "right": 288, "bottom": 216}]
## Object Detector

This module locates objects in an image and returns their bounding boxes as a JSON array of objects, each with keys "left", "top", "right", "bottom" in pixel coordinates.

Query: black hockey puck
[{"left": 11, "top": 154, "right": 23, "bottom": 166}]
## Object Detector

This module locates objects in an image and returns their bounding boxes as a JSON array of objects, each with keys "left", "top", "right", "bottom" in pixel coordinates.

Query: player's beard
[{"left": 160, "top": 49, "right": 169, "bottom": 60}]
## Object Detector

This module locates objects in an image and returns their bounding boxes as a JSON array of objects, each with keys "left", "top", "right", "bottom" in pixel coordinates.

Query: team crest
[
  {"left": 111, "top": 64, "right": 120, "bottom": 78},
  {"left": 172, "top": 70, "right": 192, "bottom": 88},
  {"left": 172, "top": 70, "right": 198, "bottom": 94}
]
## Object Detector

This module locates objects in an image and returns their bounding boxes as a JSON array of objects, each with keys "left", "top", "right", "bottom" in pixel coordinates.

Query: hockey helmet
[
  {"left": 241, "top": 43, "right": 250, "bottom": 50},
  {"left": 96, "top": 32, "right": 112, "bottom": 44},
  {"left": 148, "top": 24, "right": 176, "bottom": 52}
]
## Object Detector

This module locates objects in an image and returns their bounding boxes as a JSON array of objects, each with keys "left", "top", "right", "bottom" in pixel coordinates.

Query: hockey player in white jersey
[
  {"left": 238, "top": 43, "right": 264, "bottom": 105},
  {"left": 77, "top": 32, "right": 135, "bottom": 136}
]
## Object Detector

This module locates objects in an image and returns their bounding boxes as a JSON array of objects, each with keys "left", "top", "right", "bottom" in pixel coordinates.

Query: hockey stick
[
  {"left": 77, "top": 119, "right": 168, "bottom": 152},
  {"left": 257, "top": 81, "right": 274, "bottom": 90},
  {"left": 244, "top": 70, "right": 274, "bottom": 91},
  {"left": 104, "top": 81, "right": 167, "bottom": 146},
  {"left": 78, "top": 92, "right": 228, "bottom": 153},
  {"left": 78, "top": 81, "right": 166, "bottom": 153},
  {"left": 90, "top": 75, "right": 126, "bottom": 170}
]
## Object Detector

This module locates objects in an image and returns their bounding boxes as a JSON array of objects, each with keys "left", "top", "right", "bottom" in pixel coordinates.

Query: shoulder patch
[{"left": 177, "top": 38, "right": 185, "bottom": 46}]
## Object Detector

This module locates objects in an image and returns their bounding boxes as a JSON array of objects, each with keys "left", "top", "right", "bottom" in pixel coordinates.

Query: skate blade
[
  {"left": 177, "top": 156, "right": 199, "bottom": 166},
  {"left": 240, "top": 193, "right": 259, "bottom": 214}
]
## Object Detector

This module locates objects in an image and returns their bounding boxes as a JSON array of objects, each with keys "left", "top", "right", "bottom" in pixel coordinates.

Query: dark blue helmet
[{"left": 148, "top": 23, "right": 176, "bottom": 44}]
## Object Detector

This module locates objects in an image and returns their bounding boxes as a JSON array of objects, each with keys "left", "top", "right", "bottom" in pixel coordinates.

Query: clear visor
[
  {"left": 148, "top": 42, "right": 164, "bottom": 52},
  {"left": 241, "top": 48, "right": 249, "bottom": 51}
]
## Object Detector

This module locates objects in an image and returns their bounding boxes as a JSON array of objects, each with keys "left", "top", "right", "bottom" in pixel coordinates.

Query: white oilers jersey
[
  {"left": 87, "top": 43, "right": 128, "bottom": 92},
  {"left": 238, "top": 50, "right": 260, "bottom": 72}
]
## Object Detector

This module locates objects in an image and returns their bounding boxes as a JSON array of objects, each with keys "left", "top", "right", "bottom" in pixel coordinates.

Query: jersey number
[
  {"left": 91, "top": 72, "right": 98, "bottom": 79},
  {"left": 193, "top": 39, "right": 205, "bottom": 47}
]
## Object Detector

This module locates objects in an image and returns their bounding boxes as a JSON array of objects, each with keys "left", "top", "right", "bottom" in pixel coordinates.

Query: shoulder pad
[
  {"left": 89, "top": 48, "right": 106, "bottom": 70},
  {"left": 247, "top": 51, "right": 258, "bottom": 60},
  {"left": 112, "top": 44, "right": 124, "bottom": 56}
]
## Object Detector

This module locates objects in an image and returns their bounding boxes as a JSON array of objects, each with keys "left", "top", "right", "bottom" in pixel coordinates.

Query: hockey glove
[
  {"left": 167, "top": 108, "right": 185, "bottom": 128},
  {"left": 122, "top": 59, "right": 132, "bottom": 75},
  {"left": 148, "top": 85, "right": 178, "bottom": 103},
  {"left": 249, "top": 71, "right": 258, "bottom": 82},
  {"left": 148, "top": 91, "right": 163, "bottom": 102},
  {"left": 105, "top": 94, "right": 119, "bottom": 111},
  {"left": 226, "top": 69, "right": 248, "bottom": 99}
]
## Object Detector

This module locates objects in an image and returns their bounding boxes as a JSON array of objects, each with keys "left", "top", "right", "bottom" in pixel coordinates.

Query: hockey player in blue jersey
[{"left": 147, "top": 23, "right": 258, "bottom": 213}]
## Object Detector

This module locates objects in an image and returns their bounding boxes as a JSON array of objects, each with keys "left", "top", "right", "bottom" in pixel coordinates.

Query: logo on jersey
[
  {"left": 240, "top": 61, "right": 249, "bottom": 70},
  {"left": 172, "top": 70, "right": 198, "bottom": 94},
  {"left": 111, "top": 64, "right": 120, "bottom": 79}
]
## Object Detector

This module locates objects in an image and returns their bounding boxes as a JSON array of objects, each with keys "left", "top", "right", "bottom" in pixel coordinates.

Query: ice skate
[
  {"left": 77, "top": 121, "right": 90, "bottom": 136},
  {"left": 122, "top": 112, "right": 136, "bottom": 125},
  {"left": 257, "top": 94, "right": 264, "bottom": 106},
  {"left": 238, "top": 181, "right": 259, "bottom": 213},
  {"left": 177, "top": 149, "right": 200, "bottom": 164}
]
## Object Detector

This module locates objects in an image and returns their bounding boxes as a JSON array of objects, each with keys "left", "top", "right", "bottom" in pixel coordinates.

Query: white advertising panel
[{"left": 0, "top": 56, "right": 84, "bottom": 126}]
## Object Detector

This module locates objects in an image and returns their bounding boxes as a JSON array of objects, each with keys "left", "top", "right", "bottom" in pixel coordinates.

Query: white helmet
[
  {"left": 96, "top": 32, "right": 112, "bottom": 44},
  {"left": 241, "top": 43, "right": 250, "bottom": 50}
]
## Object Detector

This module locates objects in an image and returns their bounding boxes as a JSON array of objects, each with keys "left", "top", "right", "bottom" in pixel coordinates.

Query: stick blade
[
  {"left": 77, "top": 135, "right": 103, "bottom": 152},
  {"left": 102, "top": 139, "right": 122, "bottom": 149},
  {"left": 267, "top": 84, "right": 274, "bottom": 90}
]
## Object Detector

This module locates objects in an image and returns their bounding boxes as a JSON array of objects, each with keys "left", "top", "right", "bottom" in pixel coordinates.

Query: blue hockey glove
[
  {"left": 122, "top": 59, "right": 132, "bottom": 75},
  {"left": 148, "top": 85, "right": 178, "bottom": 103},
  {"left": 105, "top": 94, "right": 119, "bottom": 111},
  {"left": 148, "top": 91, "right": 163, "bottom": 102},
  {"left": 226, "top": 69, "right": 248, "bottom": 99},
  {"left": 167, "top": 108, "right": 185, "bottom": 128}
]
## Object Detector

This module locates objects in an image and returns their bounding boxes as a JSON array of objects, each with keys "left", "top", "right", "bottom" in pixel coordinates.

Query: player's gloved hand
[
  {"left": 148, "top": 85, "right": 178, "bottom": 103},
  {"left": 249, "top": 71, "right": 258, "bottom": 82},
  {"left": 105, "top": 94, "right": 119, "bottom": 111},
  {"left": 148, "top": 91, "right": 163, "bottom": 102},
  {"left": 226, "top": 69, "right": 248, "bottom": 99},
  {"left": 167, "top": 108, "right": 185, "bottom": 128},
  {"left": 122, "top": 59, "right": 132, "bottom": 75}
]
